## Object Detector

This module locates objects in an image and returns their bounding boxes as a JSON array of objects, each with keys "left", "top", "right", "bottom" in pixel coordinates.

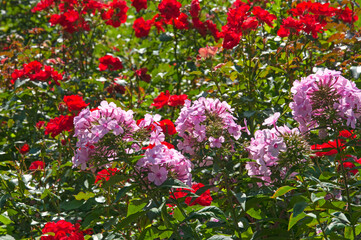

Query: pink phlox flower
[
  {"left": 263, "top": 112, "right": 281, "bottom": 127},
  {"left": 137, "top": 145, "right": 192, "bottom": 186},
  {"left": 149, "top": 129, "right": 165, "bottom": 145},
  {"left": 266, "top": 138, "right": 286, "bottom": 157},
  {"left": 209, "top": 136, "right": 225, "bottom": 148},
  {"left": 72, "top": 101, "right": 138, "bottom": 169},
  {"left": 148, "top": 165, "right": 168, "bottom": 186},
  {"left": 290, "top": 69, "right": 361, "bottom": 133},
  {"left": 194, "top": 124, "right": 207, "bottom": 142}
]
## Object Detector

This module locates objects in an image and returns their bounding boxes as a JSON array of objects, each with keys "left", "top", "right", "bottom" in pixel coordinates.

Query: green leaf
[
  {"left": 293, "top": 201, "right": 308, "bottom": 218},
  {"left": 197, "top": 206, "right": 227, "bottom": 221},
  {"left": 187, "top": 206, "right": 227, "bottom": 221},
  {"left": 319, "top": 171, "right": 333, "bottom": 181},
  {"left": 60, "top": 199, "right": 84, "bottom": 211},
  {"left": 173, "top": 207, "right": 185, "bottom": 222},
  {"left": 247, "top": 208, "right": 263, "bottom": 220},
  {"left": 102, "top": 174, "right": 127, "bottom": 188},
  {"left": 114, "top": 186, "right": 133, "bottom": 203},
  {"left": 127, "top": 199, "right": 147, "bottom": 217},
  {"left": 189, "top": 71, "right": 203, "bottom": 75},
  {"left": 160, "top": 179, "right": 192, "bottom": 190},
  {"left": 0, "top": 214, "right": 13, "bottom": 225},
  {"left": 288, "top": 212, "right": 307, "bottom": 230},
  {"left": 117, "top": 211, "right": 146, "bottom": 230},
  {"left": 74, "top": 191, "right": 95, "bottom": 201},
  {"left": 271, "top": 186, "right": 296, "bottom": 199},
  {"left": 0, "top": 194, "right": 10, "bottom": 209}
]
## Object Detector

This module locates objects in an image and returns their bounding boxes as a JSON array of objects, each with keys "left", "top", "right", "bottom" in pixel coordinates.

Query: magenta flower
[
  {"left": 73, "top": 101, "right": 138, "bottom": 169},
  {"left": 290, "top": 69, "right": 361, "bottom": 133},
  {"left": 175, "top": 97, "right": 248, "bottom": 155},
  {"left": 263, "top": 112, "right": 280, "bottom": 127},
  {"left": 148, "top": 165, "right": 168, "bottom": 186}
]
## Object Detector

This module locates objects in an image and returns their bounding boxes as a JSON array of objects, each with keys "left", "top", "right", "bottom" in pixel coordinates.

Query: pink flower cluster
[
  {"left": 136, "top": 144, "right": 192, "bottom": 186},
  {"left": 175, "top": 97, "right": 245, "bottom": 155},
  {"left": 73, "top": 101, "right": 138, "bottom": 169},
  {"left": 245, "top": 125, "right": 298, "bottom": 185},
  {"left": 290, "top": 69, "right": 361, "bottom": 133}
]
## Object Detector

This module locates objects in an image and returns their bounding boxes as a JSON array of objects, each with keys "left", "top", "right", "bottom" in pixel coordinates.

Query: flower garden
[{"left": 1, "top": 0, "right": 361, "bottom": 239}]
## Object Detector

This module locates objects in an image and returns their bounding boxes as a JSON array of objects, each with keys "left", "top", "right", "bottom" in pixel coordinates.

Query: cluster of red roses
[
  {"left": 278, "top": 1, "right": 358, "bottom": 38},
  {"left": 132, "top": 0, "right": 220, "bottom": 40},
  {"left": 170, "top": 183, "right": 212, "bottom": 207},
  {"left": 221, "top": 0, "right": 277, "bottom": 49},
  {"left": 32, "top": 0, "right": 358, "bottom": 51},
  {"left": 32, "top": 0, "right": 131, "bottom": 32},
  {"left": 311, "top": 130, "right": 361, "bottom": 176},
  {"left": 44, "top": 95, "right": 89, "bottom": 138},
  {"left": 33, "top": 0, "right": 99, "bottom": 33},
  {"left": 151, "top": 90, "right": 188, "bottom": 109},
  {"left": 41, "top": 220, "right": 92, "bottom": 240},
  {"left": 98, "top": 55, "right": 124, "bottom": 71},
  {"left": 11, "top": 61, "right": 63, "bottom": 86}
]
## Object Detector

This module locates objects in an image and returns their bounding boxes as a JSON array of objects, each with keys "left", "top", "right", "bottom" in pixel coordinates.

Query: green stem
[
  {"left": 173, "top": 23, "right": 182, "bottom": 95},
  {"left": 336, "top": 137, "right": 356, "bottom": 239},
  {"left": 224, "top": 172, "right": 242, "bottom": 239}
]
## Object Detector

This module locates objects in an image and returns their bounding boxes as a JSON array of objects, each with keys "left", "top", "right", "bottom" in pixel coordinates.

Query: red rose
[
  {"left": 185, "top": 183, "right": 212, "bottom": 206},
  {"left": 41, "top": 220, "right": 84, "bottom": 240},
  {"left": 252, "top": 6, "right": 277, "bottom": 28},
  {"left": 168, "top": 94, "right": 187, "bottom": 107},
  {"left": 241, "top": 16, "right": 259, "bottom": 31},
  {"left": 311, "top": 139, "right": 345, "bottom": 157},
  {"left": 170, "top": 183, "right": 212, "bottom": 206},
  {"left": 277, "top": 17, "right": 302, "bottom": 38},
  {"left": 45, "top": 115, "right": 74, "bottom": 138},
  {"left": 31, "top": 0, "right": 54, "bottom": 13},
  {"left": 131, "top": 0, "right": 147, "bottom": 12},
  {"left": 142, "top": 141, "right": 175, "bottom": 150},
  {"left": 11, "top": 69, "right": 25, "bottom": 84},
  {"left": 99, "top": 55, "right": 123, "bottom": 71},
  {"left": 151, "top": 90, "right": 171, "bottom": 109},
  {"left": 102, "top": 0, "right": 129, "bottom": 27},
  {"left": 135, "top": 68, "right": 151, "bottom": 83},
  {"left": 158, "top": 119, "right": 177, "bottom": 135},
  {"left": 20, "top": 144, "right": 30, "bottom": 154},
  {"left": 158, "top": 0, "right": 182, "bottom": 21},
  {"left": 222, "top": 30, "right": 241, "bottom": 49},
  {"left": 63, "top": 95, "right": 89, "bottom": 112},
  {"left": 192, "top": 17, "right": 207, "bottom": 36},
  {"left": 95, "top": 168, "right": 120, "bottom": 185},
  {"left": 341, "top": 155, "right": 361, "bottom": 176},
  {"left": 29, "top": 161, "right": 45, "bottom": 171},
  {"left": 36, "top": 121, "right": 46, "bottom": 129},
  {"left": 133, "top": 17, "right": 153, "bottom": 38},
  {"left": 336, "top": 6, "right": 358, "bottom": 23},
  {"left": 105, "top": 81, "right": 126, "bottom": 94},
  {"left": 205, "top": 20, "right": 220, "bottom": 41},
  {"left": 190, "top": 0, "right": 200, "bottom": 18},
  {"left": 174, "top": 13, "right": 189, "bottom": 30}
]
